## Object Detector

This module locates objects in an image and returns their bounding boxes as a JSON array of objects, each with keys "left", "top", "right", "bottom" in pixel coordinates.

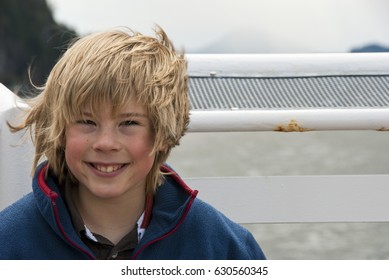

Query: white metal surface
[
  {"left": 1, "top": 51, "right": 389, "bottom": 226},
  {"left": 187, "top": 175, "right": 389, "bottom": 224},
  {"left": 0, "top": 83, "right": 33, "bottom": 210},
  {"left": 188, "top": 109, "right": 389, "bottom": 132},
  {"left": 187, "top": 53, "right": 389, "bottom": 77}
]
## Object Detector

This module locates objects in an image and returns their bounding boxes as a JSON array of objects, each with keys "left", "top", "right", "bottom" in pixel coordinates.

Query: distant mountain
[
  {"left": 195, "top": 27, "right": 303, "bottom": 54},
  {"left": 350, "top": 43, "right": 389, "bottom": 52},
  {"left": 196, "top": 29, "right": 272, "bottom": 53},
  {"left": 0, "top": 0, "right": 77, "bottom": 95}
]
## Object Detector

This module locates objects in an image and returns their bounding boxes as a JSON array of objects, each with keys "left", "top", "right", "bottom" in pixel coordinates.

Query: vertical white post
[{"left": 0, "top": 84, "right": 34, "bottom": 210}]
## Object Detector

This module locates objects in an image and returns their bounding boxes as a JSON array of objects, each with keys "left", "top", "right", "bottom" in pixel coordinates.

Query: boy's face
[{"left": 64, "top": 99, "right": 155, "bottom": 201}]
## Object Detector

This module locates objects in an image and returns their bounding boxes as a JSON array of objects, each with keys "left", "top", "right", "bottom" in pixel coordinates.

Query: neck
[{"left": 74, "top": 186, "right": 146, "bottom": 244}]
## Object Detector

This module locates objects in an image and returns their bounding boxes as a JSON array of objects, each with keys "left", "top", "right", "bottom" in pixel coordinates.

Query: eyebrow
[
  {"left": 81, "top": 112, "right": 148, "bottom": 118},
  {"left": 119, "top": 113, "right": 148, "bottom": 118}
]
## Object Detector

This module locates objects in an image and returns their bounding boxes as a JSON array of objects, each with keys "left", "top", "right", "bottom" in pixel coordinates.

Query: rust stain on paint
[{"left": 275, "top": 119, "right": 313, "bottom": 132}]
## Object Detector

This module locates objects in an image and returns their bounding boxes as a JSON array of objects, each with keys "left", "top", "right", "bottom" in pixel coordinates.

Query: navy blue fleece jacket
[{"left": 0, "top": 162, "right": 266, "bottom": 260}]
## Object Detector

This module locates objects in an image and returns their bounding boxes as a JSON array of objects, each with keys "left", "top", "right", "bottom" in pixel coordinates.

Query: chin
[{"left": 86, "top": 185, "right": 128, "bottom": 199}]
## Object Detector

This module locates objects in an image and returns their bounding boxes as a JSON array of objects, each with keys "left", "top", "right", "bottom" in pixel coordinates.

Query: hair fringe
[{"left": 8, "top": 26, "right": 190, "bottom": 193}]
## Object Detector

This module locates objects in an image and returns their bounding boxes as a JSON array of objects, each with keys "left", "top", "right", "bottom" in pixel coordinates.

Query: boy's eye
[
  {"left": 121, "top": 120, "right": 139, "bottom": 126},
  {"left": 76, "top": 119, "right": 96, "bottom": 126}
]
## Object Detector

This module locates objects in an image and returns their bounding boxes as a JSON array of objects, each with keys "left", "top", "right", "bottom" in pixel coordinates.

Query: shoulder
[
  {"left": 188, "top": 198, "right": 246, "bottom": 235},
  {"left": 0, "top": 193, "right": 41, "bottom": 259},
  {"left": 184, "top": 198, "right": 266, "bottom": 259},
  {"left": 0, "top": 193, "right": 40, "bottom": 237}
]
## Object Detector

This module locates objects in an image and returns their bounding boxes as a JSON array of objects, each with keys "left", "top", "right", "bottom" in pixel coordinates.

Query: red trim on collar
[
  {"left": 160, "top": 165, "right": 197, "bottom": 196},
  {"left": 37, "top": 162, "right": 197, "bottom": 258},
  {"left": 140, "top": 195, "right": 153, "bottom": 229},
  {"left": 132, "top": 180, "right": 198, "bottom": 260},
  {"left": 131, "top": 165, "right": 199, "bottom": 259},
  {"left": 38, "top": 163, "right": 58, "bottom": 200},
  {"left": 139, "top": 165, "right": 197, "bottom": 230},
  {"left": 36, "top": 163, "right": 95, "bottom": 259}
]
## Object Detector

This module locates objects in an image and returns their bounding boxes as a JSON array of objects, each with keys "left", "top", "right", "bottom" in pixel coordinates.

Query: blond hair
[{"left": 10, "top": 26, "right": 190, "bottom": 194}]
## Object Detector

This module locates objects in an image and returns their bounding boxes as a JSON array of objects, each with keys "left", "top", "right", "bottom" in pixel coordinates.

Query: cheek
[
  {"left": 65, "top": 134, "right": 89, "bottom": 163},
  {"left": 127, "top": 136, "right": 155, "bottom": 163},
  {"left": 129, "top": 141, "right": 154, "bottom": 160}
]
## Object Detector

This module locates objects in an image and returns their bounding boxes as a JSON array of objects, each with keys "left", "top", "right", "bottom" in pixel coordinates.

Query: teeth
[{"left": 94, "top": 164, "right": 123, "bottom": 173}]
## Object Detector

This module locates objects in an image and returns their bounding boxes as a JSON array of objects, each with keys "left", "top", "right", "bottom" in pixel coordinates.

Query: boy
[{"left": 0, "top": 27, "right": 266, "bottom": 259}]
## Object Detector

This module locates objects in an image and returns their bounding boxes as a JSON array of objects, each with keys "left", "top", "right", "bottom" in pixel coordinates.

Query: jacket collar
[
  {"left": 131, "top": 165, "right": 198, "bottom": 259},
  {"left": 32, "top": 162, "right": 198, "bottom": 259},
  {"left": 32, "top": 162, "right": 95, "bottom": 259},
  {"left": 140, "top": 164, "right": 198, "bottom": 229}
]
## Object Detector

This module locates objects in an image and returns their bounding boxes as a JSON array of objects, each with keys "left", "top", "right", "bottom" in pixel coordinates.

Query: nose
[{"left": 92, "top": 127, "right": 121, "bottom": 152}]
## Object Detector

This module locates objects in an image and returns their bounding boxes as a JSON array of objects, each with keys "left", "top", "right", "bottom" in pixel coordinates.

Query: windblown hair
[{"left": 9, "top": 26, "right": 190, "bottom": 194}]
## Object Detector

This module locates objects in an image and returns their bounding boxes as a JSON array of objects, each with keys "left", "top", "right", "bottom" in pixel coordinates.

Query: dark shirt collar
[{"left": 62, "top": 177, "right": 146, "bottom": 259}]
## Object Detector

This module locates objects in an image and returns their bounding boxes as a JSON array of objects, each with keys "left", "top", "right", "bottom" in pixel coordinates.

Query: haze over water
[{"left": 169, "top": 131, "right": 389, "bottom": 259}]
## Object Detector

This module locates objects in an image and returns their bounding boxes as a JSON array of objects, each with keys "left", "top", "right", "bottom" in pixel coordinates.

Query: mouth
[{"left": 89, "top": 163, "right": 127, "bottom": 174}]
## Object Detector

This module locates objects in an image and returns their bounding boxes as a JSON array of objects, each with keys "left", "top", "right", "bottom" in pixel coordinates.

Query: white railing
[
  {"left": 185, "top": 53, "right": 389, "bottom": 223},
  {"left": 186, "top": 53, "right": 389, "bottom": 77},
  {"left": 0, "top": 83, "right": 34, "bottom": 209},
  {"left": 189, "top": 109, "right": 389, "bottom": 132},
  {"left": 1, "top": 52, "right": 389, "bottom": 222},
  {"left": 188, "top": 175, "right": 389, "bottom": 224}
]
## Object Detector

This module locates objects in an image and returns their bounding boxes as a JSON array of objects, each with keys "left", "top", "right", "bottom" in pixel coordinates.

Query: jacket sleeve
[
  {"left": 190, "top": 198, "right": 267, "bottom": 260},
  {"left": 241, "top": 230, "right": 266, "bottom": 260}
]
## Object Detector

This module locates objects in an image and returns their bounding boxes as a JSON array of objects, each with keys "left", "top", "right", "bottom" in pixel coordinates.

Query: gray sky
[{"left": 47, "top": 0, "right": 389, "bottom": 53}]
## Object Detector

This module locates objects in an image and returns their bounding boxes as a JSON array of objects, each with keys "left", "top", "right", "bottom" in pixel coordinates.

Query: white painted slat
[
  {"left": 186, "top": 175, "right": 389, "bottom": 224},
  {"left": 187, "top": 53, "right": 389, "bottom": 77},
  {"left": 188, "top": 109, "right": 389, "bottom": 132},
  {"left": 0, "top": 84, "right": 34, "bottom": 210}
]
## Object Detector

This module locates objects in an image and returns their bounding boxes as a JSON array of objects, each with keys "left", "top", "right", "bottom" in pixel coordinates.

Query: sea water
[{"left": 168, "top": 131, "right": 389, "bottom": 259}]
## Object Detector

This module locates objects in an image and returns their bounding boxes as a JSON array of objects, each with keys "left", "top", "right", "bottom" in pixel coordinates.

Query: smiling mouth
[{"left": 89, "top": 163, "right": 127, "bottom": 173}]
